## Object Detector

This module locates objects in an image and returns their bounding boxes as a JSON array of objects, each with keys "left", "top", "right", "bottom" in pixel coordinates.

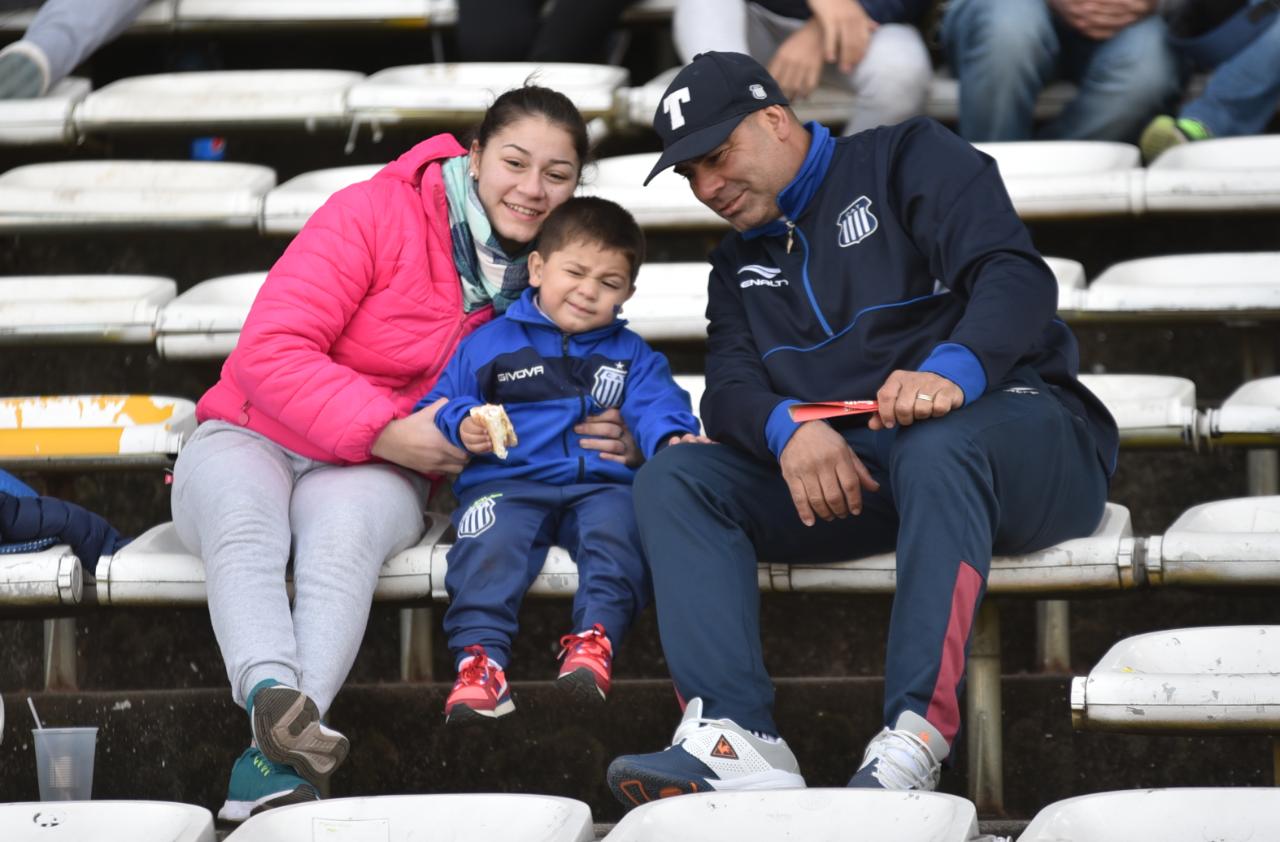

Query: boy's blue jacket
[
  {"left": 703, "top": 117, "right": 1119, "bottom": 475},
  {"left": 421, "top": 288, "right": 699, "bottom": 494}
]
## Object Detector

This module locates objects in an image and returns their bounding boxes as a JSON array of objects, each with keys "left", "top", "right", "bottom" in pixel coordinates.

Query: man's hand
[
  {"left": 807, "top": 0, "right": 878, "bottom": 73},
  {"left": 1049, "top": 0, "right": 1155, "bottom": 40},
  {"left": 459, "top": 415, "right": 493, "bottom": 455},
  {"left": 370, "top": 397, "right": 470, "bottom": 475},
  {"left": 575, "top": 407, "right": 642, "bottom": 467},
  {"left": 769, "top": 20, "right": 825, "bottom": 100},
  {"left": 779, "top": 421, "right": 880, "bottom": 526},
  {"left": 869, "top": 371, "right": 965, "bottom": 431}
]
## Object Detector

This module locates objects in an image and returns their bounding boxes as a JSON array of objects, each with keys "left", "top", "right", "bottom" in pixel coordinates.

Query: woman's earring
[{"left": 469, "top": 170, "right": 478, "bottom": 181}]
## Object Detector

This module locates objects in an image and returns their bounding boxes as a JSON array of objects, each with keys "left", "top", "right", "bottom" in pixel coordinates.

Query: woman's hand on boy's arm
[
  {"left": 371, "top": 397, "right": 469, "bottom": 475},
  {"left": 459, "top": 415, "right": 494, "bottom": 455}
]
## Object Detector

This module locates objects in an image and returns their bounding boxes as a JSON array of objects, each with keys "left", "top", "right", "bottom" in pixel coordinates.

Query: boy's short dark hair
[{"left": 536, "top": 197, "right": 646, "bottom": 283}]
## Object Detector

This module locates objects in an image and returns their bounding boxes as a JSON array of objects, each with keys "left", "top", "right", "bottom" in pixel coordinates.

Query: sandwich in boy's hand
[{"left": 468, "top": 404, "right": 518, "bottom": 459}]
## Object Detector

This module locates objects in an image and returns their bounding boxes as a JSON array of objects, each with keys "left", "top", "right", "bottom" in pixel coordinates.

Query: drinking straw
[{"left": 27, "top": 697, "right": 43, "bottom": 730}]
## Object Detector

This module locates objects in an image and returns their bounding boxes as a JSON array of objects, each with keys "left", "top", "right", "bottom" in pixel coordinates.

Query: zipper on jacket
[
  {"left": 559, "top": 331, "right": 574, "bottom": 458},
  {"left": 238, "top": 400, "right": 250, "bottom": 425},
  {"left": 784, "top": 217, "right": 796, "bottom": 254},
  {"left": 563, "top": 329, "right": 588, "bottom": 481},
  {"left": 793, "top": 226, "right": 834, "bottom": 337}
]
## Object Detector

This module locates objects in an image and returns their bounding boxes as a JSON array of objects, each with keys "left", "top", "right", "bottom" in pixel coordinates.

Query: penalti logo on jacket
[{"left": 737, "top": 264, "right": 789, "bottom": 289}]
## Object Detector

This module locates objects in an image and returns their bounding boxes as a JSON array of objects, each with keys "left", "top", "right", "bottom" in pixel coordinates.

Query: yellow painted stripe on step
[{"left": 0, "top": 428, "right": 125, "bottom": 456}]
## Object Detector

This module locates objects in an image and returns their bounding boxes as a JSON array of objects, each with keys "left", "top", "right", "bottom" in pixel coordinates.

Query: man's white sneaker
[
  {"left": 847, "top": 710, "right": 948, "bottom": 791},
  {"left": 606, "top": 697, "right": 806, "bottom": 808}
]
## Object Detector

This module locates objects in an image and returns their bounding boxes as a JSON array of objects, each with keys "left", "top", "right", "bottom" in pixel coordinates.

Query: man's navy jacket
[
  {"left": 701, "top": 118, "right": 1118, "bottom": 474},
  {"left": 423, "top": 288, "right": 699, "bottom": 495}
]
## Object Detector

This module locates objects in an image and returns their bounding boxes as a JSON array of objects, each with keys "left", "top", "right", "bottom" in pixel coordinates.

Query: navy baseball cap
[{"left": 644, "top": 51, "right": 789, "bottom": 186}]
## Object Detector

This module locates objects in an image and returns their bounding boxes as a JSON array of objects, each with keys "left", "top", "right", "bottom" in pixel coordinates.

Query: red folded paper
[{"left": 788, "top": 400, "right": 879, "bottom": 423}]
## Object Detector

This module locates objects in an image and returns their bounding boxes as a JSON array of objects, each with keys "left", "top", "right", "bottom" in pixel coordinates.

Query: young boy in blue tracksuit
[{"left": 418, "top": 196, "right": 702, "bottom": 724}]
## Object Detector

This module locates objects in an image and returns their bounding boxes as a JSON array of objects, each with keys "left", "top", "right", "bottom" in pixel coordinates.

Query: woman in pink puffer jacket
[{"left": 171, "top": 86, "right": 633, "bottom": 821}]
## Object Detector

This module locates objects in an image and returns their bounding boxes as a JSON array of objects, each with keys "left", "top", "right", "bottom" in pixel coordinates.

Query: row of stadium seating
[
  {"left": 2, "top": 135, "right": 1276, "bottom": 231},
  {"left": 0, "top": 0, "right": 676, "bottom": 31},
  {"left": 5, "top": 784, "right": 1280, "bottom": 840},
  {"left": 0, "top": 63, "right": 1093, "bottom": 148},
  {"left": 4, "top": 253, "right": 1278, "bottom": 362}
]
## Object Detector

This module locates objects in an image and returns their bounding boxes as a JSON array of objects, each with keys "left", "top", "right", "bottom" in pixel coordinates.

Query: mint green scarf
[{"left": 441, "top": 155, "right": 530, "bottom": 314}]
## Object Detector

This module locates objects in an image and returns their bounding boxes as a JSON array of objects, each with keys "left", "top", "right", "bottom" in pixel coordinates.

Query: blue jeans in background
[
  {"left": 1182, "top": 3, "right": 1280, "bottom": 137},
  {"left": 941, "top": 0, "right": 1182, "bottom": 141}
]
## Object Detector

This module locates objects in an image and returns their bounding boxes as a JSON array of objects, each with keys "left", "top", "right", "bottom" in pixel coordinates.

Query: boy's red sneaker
[
  {"left": 557, "top": 624, "right": 613, "bottom": 703},
  {"left": 445, "top": 645, "right": 514, "bottom": 724}
]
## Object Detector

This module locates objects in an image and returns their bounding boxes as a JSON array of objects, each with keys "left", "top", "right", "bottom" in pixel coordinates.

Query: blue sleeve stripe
[
  {"left": 765, "top": 399, "right": 802, "bottom": 459},
  {"left": 918, "top": 343, "right": 987, "bottom": 405}
]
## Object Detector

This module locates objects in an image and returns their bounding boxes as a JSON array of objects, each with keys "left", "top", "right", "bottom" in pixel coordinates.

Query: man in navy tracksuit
[
  {"left": 419, "top": 197, "right": 701, "bottom": 725},
  {"left": 606, "top": 52, "right": 1117, "bottom": 804}
]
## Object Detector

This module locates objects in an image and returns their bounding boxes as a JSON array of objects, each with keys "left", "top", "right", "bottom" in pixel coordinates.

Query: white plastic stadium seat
[
  {"left": 1144, "top": 135, "right": 1280, "bottom": 213},
  {"left": 348, "top": 63, "right": 627, "bottom": 126},
  {"left": 0, "top": 395, "right": 196, "bottom": 470},
  {"left": 1043, "top": 256, "right": 1086, "bottom": 312},
  {"left": 604, "top": 790, "right": 982, "bottom": 842},
  {"left": 974, "top": 141, "right": 1142, "bottom": 218},
  {"left": 778, "top": 502, "right": 1134, "bottom": 595},
  {"left": 224, "top": 794, "right": 593, "bottom": 842},
  {"left": 1146, "top": 496, "right": 1280, "bottom": 588},
  {"left": 0, "top": 160, "right": 275, "bottom": 230},
  {"left": 178, "top": 0, "right": 431, "bottom": 25},
  {"left": 0, "top": 78, "right": 89, "bottom": 145},
  {"left": 1201, "top": 377, "right": 1280, "bottom": 445},
  {"left": 0, "top": 275, "right": 175, "bottom": 345},
  {"left": 156, "top": 272, "right": 265, "bottom": 360},
  {"left": 1019, "top": 789, "right": 1280, "bottom": 842},
  {"left": 626, "top": 262, "right": 710, "bottom": 341},
  {"left": 74, "top": 71, "right": 362, "bottom": 132},
  {"left": 1084, "top": 253, "right": 1280, "bottom": 317},
  {"left": 583, "top": 153, "right": 722, "bottom": 230},
  {"left": 0, "top": 800, "right": 214, "bottom": 841},
  {"left": 260, "top": 164, "right": 383, "bottom": 234},
  {"left": 1077, "top": 374, "right": 1197, "bottom": 446},
  {"left": 1071, "top": 626, "right": 1280, "bottom": 731},
  {"left": 100, "top": 514, "right": 448, "bottom": 606},
  {"left": 0, "top": 544, "right": 82, "bottom": 609}
]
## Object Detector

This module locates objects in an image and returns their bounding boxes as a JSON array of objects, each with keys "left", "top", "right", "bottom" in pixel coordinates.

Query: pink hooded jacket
[{"left": 196, "top": 134, "right": 495, "bottom": 464}]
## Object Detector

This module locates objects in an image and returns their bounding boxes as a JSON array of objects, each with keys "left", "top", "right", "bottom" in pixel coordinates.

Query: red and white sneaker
[
  {"left": 444, "top": 645, "right": 514, "bottom": 724},
  {"left": 556, "top": 624, "right": 613, "bottom": 704}
]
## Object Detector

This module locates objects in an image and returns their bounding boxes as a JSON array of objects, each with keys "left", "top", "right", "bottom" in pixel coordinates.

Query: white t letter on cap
[{"left": 663, "top": 87, "right": 692, "bottom": 131}]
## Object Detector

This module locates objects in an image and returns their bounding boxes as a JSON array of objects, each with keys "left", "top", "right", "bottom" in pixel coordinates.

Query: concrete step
[{"left": 2, "top": 676, "right": 1272, "bottom": 827}]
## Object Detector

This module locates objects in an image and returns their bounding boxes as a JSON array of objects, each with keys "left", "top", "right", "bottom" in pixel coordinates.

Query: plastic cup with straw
[{"left": 29, "top": 696, "right": 98, "bottom": 801}]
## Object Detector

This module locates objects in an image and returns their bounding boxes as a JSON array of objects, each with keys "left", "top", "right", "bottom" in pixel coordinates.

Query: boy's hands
[{"left": 459, "top": 415, "right": 494, "bottom": 455}]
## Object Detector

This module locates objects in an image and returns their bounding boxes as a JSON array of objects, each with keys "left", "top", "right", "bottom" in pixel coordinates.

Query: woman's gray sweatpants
[{"left": 172, "top": 421, "right": 428, "bottom": 716}]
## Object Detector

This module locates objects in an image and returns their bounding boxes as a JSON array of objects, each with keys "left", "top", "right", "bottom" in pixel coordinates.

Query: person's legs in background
[
  {"left": 673, "top": 0, "right": 752, "bottom": 59},
  {"left": 940, "top": 0, "right": 1059, "bottom": 141},
  {"left": 1044, "top": 13, "right": 1182, "bottom": 140}
]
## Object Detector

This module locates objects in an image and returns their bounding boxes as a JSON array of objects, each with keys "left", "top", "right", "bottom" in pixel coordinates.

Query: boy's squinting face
[{"left": 529, "top": 240, "right": 635, "bottom": 334}]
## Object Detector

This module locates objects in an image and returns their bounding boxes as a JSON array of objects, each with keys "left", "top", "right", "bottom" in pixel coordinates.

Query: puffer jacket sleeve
[
  {"left": 421, "top": 332, "right": 486, "bottom": 451},
  {"left": 228, "top": 182, "right": 404, "bottom": 463}
]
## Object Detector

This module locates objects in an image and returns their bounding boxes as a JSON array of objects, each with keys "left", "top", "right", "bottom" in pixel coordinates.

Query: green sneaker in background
[
  {"left": 217, "top": 746, "right": 319, "bottom": 823},
  {"left": 1140, "top": 115, "right": 1213, "bottom": 163}
]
